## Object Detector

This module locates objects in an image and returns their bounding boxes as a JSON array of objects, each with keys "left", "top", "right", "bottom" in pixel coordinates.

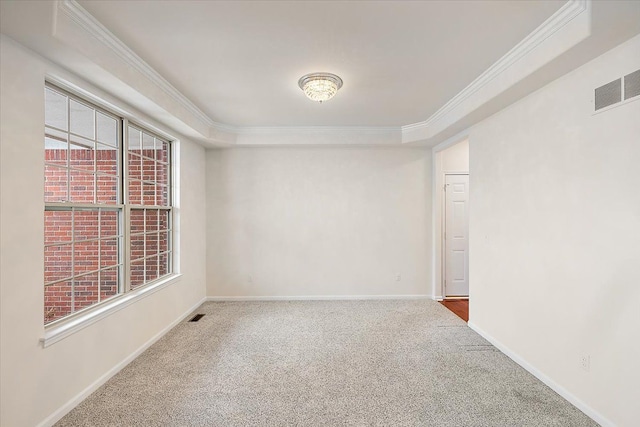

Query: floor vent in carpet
[{"left": 189, "top": 314, "right": 205, "bottom": 322}]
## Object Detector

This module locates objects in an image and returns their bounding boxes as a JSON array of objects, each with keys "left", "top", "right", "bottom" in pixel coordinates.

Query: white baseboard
[
  {"left": 206, "top": 294, "right": 431, "bottom": 302},
  {"left": 37, "top": 296, "right": 207, "bottom": 427},
  {"left": 467, "top": 321, "right": 613, "bottom": 427}
]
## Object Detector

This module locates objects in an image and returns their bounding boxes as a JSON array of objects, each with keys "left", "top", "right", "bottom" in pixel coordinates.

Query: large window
[
  {"left": 126, "top": 125, "right": 172, "bottom": 289},
  {"left": 44, "top": 84, "right": 173, "bottom": 325}
]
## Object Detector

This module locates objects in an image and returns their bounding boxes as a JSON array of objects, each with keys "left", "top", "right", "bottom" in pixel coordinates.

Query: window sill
[{"left": 41, "top": 273, "right": 183, "bottom": 348}]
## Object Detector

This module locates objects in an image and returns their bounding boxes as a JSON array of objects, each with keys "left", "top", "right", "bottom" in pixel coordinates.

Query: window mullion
[
  {"left": 122, "top": 118, "right": 131, "bottom": 293},
  {"left": 143, "top": 208, "right": 147, "bottom": 286},
  {"left": 71, "top": 208, "right": 75, "bottom": 313},
  {"left": 66, "top": 96, "right": 71, "bottom": 202},
  {"left": 170, "top": 142, "right": 174, "bottom": 274},
  {"left": 93, "top": 108, "right": 97, "bottom": 205},
  {"left": 98, "top": 209, "right": 101, "bottom": 304}
]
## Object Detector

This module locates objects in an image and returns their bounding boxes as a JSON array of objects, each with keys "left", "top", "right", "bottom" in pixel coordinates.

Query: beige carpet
[{"left": 56, "top": 300, "right": 597, "bottom": 426}]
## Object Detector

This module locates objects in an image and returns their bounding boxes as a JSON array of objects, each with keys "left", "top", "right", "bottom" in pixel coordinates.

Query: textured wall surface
[{"left": 469, "top": 35, "right": 640, "bottom": 426}]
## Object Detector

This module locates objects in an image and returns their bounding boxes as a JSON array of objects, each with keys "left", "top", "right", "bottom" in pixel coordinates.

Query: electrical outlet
[
  {"left": 395, "top": 274, "right": 401, "bottom": 282},
  {"left": 580, "top": 354, "right": 590, "bottom": 372}
]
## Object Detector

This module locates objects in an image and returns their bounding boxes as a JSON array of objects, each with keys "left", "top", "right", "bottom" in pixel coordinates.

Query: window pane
[
  {"left": 97, "top": 175, "right": 118, "bottom": 204},
  {"left": 156, "top": 161, "right": 169, "bottom": 186},
  {"left": 100, "top": 267, "right": 119, "bottom": 301},
  {"left": 45, "top": 210, "right": 72, "bottom": 245},
  {"left": 96, "top": 143, "right": 118, "bottom": 176},
  {"left": 145, "top": 232, "right": 159, "bottom": 257},
  {"left": 159, "top": 210, "right": 170, "bottom": 232},
  {"left": 45, "top": 280, "right": 72, "bottom": 324},
  {"left": 127, "top": 153, "right": 142, "bottom": 181},
  {"left": 69, "top": 99, "right": 94, "bottom": 139},
  {"left": 74, "top": 239, "right": 99, "bottom": 275},
  {"left": 74, "top": 271, "right": 99, "bottom": 311},
  {"left": 142, "top": 158, "right": 155, "bottom": 182},
  {"left": 69, "top": 139, "right": 95, "bottom": 172},
  {"left": 45, "top": 88, "right": 68, "bottom": 131},
  {"left": 100, "top": 238, "right": 119, "bottom": 269},
  {"left": 128, "top": 180, "right": 142, "bottom": 205},
  {"left": 96, "top": 112, "right": 117, "bottom": 146},
  {"left": 145, "top": 209, "right": 159, "bottom": 231},
  {"left": 100, "top": 210, "right": 119, "bottom": 238},
  {"left": 157, "top": 140, "right": 169, "bottom": 163},
  {"left": 130, "top": 233, "right": 145, "bottom": 262},
  {"left": 130, "top": 209, "right": 144, "bottom": 234},
  {"left": 142, "top": 132, "right": 154, "bottom": 158},
  {"left": 142, "top": 182, "right": 155, "bottom": 206},
  {"left": 74, "top": 210, "right": 99, "bottom": 241},
  {"left": 159, "top": 252, "right": 170, "bottom": 277},
  {"left": 128, "top": 126, "right": 141, "bottom": 153},
  {"left": 159, "top": 231, "right": 170, "bottom": 254},
  {"left": 45, "top": 244, "right": 73, "bottom": 284},
  {"left": 145, "top": 256, "right": 159, "bottom": 282},
  {"left": 130, "top": 259, "right": 145, "bottom": 289},
  {"left": 69, "top": 170, "right": 95, "bottom": 203},
  {"left": 157, "top": 184, "right": 169, "bottom": 207},
  {"left": 45, "top": 165, "right": 68, "bottom": 202},
  {"left": 45, "top": 135, "right": 68, "bottom": 166}
]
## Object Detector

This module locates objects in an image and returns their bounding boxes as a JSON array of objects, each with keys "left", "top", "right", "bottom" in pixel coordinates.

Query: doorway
[{"left": 433, "top": 138, "right": 469, "bottom": 321}]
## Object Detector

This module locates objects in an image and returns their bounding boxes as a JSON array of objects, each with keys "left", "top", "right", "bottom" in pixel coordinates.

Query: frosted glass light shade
[{"left": 298, "top": 73, "right": 343, "bottom": 103}]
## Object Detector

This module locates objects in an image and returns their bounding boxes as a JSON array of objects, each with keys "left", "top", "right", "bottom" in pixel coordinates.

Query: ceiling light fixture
[{"left": 298, "top": 72, "right": 343, "bottom": 103}]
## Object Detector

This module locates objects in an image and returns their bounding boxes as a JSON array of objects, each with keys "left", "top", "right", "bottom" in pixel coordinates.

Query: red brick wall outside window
[{"left": 44, "top": 85, "right": 172, "bottom": 325}]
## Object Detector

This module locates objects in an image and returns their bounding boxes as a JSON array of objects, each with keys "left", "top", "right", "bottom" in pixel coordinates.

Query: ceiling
[
  {"left": 1, "top": 1, "right": 639, "bottom": 146},
  {"left": 77, "top": 0, "right": 564, "bottom": 127}
]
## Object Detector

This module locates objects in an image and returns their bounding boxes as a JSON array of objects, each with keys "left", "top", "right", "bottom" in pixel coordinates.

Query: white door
[{"left": 444, "top": 174, "right": 469, "bottom": 297}]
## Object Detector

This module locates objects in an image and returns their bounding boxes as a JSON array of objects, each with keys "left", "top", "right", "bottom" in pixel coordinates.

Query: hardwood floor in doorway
[{"left": 440, "top": 299, "right": 469, "bottom": 322}]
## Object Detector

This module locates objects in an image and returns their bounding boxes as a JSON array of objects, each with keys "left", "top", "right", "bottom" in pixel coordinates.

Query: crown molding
[
  {"left": 402, "top": 0, "right": 589, "bottom": 135},
  {"left": 234, "top": 126, "right": 401, "bottom": 135},
  {"left": 55, "top": 1, "right": 401, "bottom": 142},
  {"left": 56, "top": 0, "right": 590, "bottom": 147},
  {"left": 57, "top": 0, "right": 220, "bottom": 131}
]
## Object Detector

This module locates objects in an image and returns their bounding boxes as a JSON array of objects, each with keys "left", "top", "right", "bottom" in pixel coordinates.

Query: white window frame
[
  {"left": 42, "top": 82, "right": 180, "bottom": 347},
  {"left": 124, "top": 122, "right": 174, "bottom": 291}
]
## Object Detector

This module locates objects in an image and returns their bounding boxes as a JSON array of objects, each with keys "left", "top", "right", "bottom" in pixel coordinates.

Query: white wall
[
  {"left": 207, "top": 147, "right": 432, "bottom": 298},
  {"left": 0, "top": 36, "right": 207, "bottom": 427},
  {"left": 433, "top": 139, "right": 469, "bottom": 298},
  {"left": 468, "top": 35, "right": 640, "bottom": 427}
]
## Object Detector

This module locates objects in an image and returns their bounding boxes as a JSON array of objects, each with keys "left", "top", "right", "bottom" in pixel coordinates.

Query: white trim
[
  {"left": 42, "top": 274, "right": 183, "bottom": 347},
  {"left": 37, "top": 295, "right": 206, "bottom": 427},
  {"left": 468, "top": 321, "right": 613, "bottom": 427},
  {"left": 44, "top": 75, "right": 177, "bottom": 144},
  {"left": 57, "top": 0, "right": 220, "bottom": 130},
  {"left": 402, "top": 0, "right": 588, "bottom": 134},
  {"left": 234, "top": 126, "right": 401, "bottom": 135},
  {"left": 432, "top": 130, "right": 472, "bottom": 154},
  {"left": 206, "top": 295, "right": 431, "bottom": 302},
  {"left": 55, "top": 0, "right": 590, "bottom": 148},
  {"left": 55, "top": 1, "right": 402, "bottom": 140}
]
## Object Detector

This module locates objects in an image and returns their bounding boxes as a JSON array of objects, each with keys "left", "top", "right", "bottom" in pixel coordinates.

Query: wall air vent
[
  {"left": 624, "top": 69, "right": 640, "bottom": 100},
  {"left": 594, "top": 79, "right": 621, "bottom": 111},
  {"left": 594, "top": 69, "right": 640, "bottom": 112}
]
